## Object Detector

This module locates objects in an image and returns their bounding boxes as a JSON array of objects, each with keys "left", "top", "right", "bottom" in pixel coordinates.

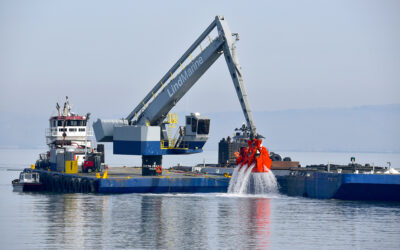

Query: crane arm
[
  {"left": 94, "top": 16, "right": 259, "bottom": 143},
  {"left": 136, "top": 36, "right": 225, "bottom": 126},
  {"left": 216, "top": 18, "right": 257, "bottom": 138},
  {"left": 129, "top": 16, "right": 258, "bottom": 137},
  {"left": 126, "top": 20, "right": 218, "bottom": 122}
]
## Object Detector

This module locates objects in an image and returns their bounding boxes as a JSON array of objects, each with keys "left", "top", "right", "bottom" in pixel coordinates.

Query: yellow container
[{"left": 65, "top": 160, "right": 78, "bottom": 174}]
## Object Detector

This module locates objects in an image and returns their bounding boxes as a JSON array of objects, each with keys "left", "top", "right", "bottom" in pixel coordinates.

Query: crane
[{"left": 93, "top": 16, "right": 271, "bottom": 175}]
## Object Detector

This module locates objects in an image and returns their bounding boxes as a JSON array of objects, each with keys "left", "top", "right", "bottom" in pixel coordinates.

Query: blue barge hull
[
  {"left": 98, "top": 177, "right": 229, "bottom": 193},
  {"left": 34, "top": 168, "right": 230, "bottom": 194},
  {"left": 33, "top": 168, "right": 400, "bottom": 201},
  {"left": 277, "top": 172, "right": 400, "bottom": 201}
]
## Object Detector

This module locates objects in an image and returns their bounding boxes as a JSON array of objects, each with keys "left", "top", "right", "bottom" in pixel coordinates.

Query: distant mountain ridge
[
  {"left": 0, "top": 104, "right": 399, "bottom": 153},
  {"left": 204, "top": 104, "right": 400, "bottom": 153}
]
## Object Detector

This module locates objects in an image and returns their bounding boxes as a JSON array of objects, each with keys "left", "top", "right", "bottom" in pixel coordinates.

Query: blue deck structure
[
  {"left": 34, "top": 167, "right": 231, "bottom": 194},
  {"left": 98, "top": 176, "right": 229, "bottom": 193},
  {"left": 32, "top": 167, "right": 400, "bottom": 201},
  {"left": 277, "top": 171, "right": 400, "bottom": 201}
]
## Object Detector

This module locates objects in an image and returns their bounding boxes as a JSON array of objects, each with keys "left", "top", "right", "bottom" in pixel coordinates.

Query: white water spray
[{"left": 228, "top": 164, "right": 278, "bottom": 194}]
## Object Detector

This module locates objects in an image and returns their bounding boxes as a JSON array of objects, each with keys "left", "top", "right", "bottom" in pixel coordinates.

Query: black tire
[
  {"left": 46, "top": 174, "right": 51, "bottom": 191},
  {"left": 81, "top": 179, "right": 88, "bottom": 193},
  {"left": 62, "top": 177, "right": 68, "bottom": 192},
  {"left": 76, "top": 179, "right": 81, "bottom": 193},
  {"left": 50, "top": 176, "right": 57, "bottom": 192},
  {"left": 86, "top": 180, "right": 92, "bottom": 193},
  {"left": 283, "top": 157, "right": 292, "bottom": 162},
  {"left": 42, "top": 174, "right": 48, "bottom": 191},
  {"left": 55, "top": 176, "right": 62, "bottom": 192},
  {"left": 270, "top": 153, "right": 282, "bottom": 161},
  {"left": 78, "top": 179, "right": 84, "bottom": 193},
  {"left": 68, "top": 178, "right": 74, "bottom": 192},
  {"left": 89, "top": 180, "right": 97, "bottom": 193},
  {"left": 71, "top": 179, "right": 76, "bottom": 192},
  {"left": 66, "top": 177, "right": 71, "bottom": 192}
]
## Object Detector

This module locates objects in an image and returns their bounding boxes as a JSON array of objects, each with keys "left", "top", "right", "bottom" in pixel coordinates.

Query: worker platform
[{"left": 34, "top": 167, "right": 230, "bottom": 193}]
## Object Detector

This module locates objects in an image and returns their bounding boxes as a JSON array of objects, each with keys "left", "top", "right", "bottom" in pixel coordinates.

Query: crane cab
[
  {"left": 184, "top": 113, "right": 210, "bottom": 136},
  {"left": 181, "top": 113, "right": 210, "bottom": 150}
]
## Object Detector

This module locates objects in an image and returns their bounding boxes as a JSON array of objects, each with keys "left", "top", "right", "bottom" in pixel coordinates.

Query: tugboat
[
  {"left": 35, "top": 96, "right": 104, "bottom": 173},
  {"left": 12, "top": 169, "right": 43, "bottom": 192},
  {"left": 12, "top": 97, "right": 105, "bottom": 192}
]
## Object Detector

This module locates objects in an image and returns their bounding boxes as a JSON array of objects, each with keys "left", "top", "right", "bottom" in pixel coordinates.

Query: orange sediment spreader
[{"left": 235, "top": 139, "right": 272, "bottom": 172}]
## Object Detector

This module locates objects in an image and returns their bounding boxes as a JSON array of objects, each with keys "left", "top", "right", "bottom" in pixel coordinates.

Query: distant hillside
[
  {"left": 0, "top": 104, "right": 399, "bottom": 153},
  {"left": 204, "top": 104, "right": 400, "bottom": 153}
]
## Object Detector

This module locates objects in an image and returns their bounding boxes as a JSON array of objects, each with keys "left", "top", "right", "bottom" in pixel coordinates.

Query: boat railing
[
  {"left": 86, "top": 128, "right": 94, "bottom": 137},
  {"left": 45, "top": 128, "right": 58, "bottom": 137},
  {"left": 45, "top": 128, "right": 94, "bottom": 137}
]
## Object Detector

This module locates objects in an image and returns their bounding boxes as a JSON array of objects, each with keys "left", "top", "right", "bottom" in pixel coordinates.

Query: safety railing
[
  {"left": 160, "top": 140, "right": 189, "bottom": 150},
  {"left": 45, "top": 128, "right": 94, "bottom": 137}
]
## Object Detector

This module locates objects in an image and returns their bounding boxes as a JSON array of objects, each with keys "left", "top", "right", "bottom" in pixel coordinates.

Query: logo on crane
[{"left": 167, "top": 56, "right": 204, "bottom": 98}]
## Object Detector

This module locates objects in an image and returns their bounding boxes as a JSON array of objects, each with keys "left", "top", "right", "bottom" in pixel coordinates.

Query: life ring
[{"left": 156, "top": 166, "right": 163, "bottom": 174}]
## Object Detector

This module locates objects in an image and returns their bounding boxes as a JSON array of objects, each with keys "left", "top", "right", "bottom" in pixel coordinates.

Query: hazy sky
[{"left": 1, "top": 0, "right": 399, "bottom": 120}]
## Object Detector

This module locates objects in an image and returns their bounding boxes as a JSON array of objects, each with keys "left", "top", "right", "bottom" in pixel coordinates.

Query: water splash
[
  {"left": 228, "top": 164, "right": 278, "bottom": 195},
  {"left": 252, "top": 171, "right": 278, "bottom": 194}
]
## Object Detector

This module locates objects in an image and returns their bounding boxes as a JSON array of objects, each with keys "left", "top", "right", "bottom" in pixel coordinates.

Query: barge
[
  {"left": 276, "top": 166, "right": 400, "bottom": 201},
  {"left": 32, "top": 167, "right": 230, "bottom": 193},
  {"left": 24, "top": 162, "right": 400, "bottom": 202}
]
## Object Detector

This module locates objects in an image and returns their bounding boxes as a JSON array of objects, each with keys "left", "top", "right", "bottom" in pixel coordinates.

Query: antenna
[{"left": 56, "top": 103, "right": 61, "bottom": 116}]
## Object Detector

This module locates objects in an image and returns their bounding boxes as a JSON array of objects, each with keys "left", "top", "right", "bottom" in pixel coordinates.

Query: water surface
[{"left": 1, "top": 149, "right": 399, "bottom": 249}]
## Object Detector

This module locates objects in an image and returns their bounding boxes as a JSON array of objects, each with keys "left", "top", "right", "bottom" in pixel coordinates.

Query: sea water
[{"left": 1, "top": 149, "right": 400, "bottom": 249}]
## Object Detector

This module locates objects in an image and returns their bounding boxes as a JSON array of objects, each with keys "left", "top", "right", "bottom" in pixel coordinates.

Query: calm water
[{"left": 1, "top": 149, "right": 400, "bottom": 249}]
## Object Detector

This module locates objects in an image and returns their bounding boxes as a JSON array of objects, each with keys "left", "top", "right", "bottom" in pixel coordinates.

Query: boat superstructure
[
  {"left": 36, "top": 97, "right": 104, "bottom": 173},
  {"left": 46, "top": 96, "right": 92, "bottom": 148}
]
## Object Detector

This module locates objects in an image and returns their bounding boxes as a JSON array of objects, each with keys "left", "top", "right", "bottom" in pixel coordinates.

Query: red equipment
[
  {"left": 155, "top": 165, "right": 163, "bottom": 174},
  {"left": 235, "top": 139, "right": 272, "bottom": 172},
  {"left": 83, "top": 160, "right": 94, "bottom": 173}
]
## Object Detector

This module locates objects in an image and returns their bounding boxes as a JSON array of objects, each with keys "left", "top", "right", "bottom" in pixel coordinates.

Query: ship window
[
  {"left": 186, "top": 117, "right": 191, "bottom": 125},
  {"left": 79, "top": 128, "right": 85, "bottom": 132},
  {"left": 83, "top": 120, "right": 87, "bottom": 126},
  {"left": 197, "top": 119, "right": 210, "bottom": 135},
  {"left": 57, "top": 120, "right": 63, "bottom": 126},
  {"left": 59, "top": 128, "right": 67, "bottom": 132},
  {"left": 191, "top": 118, "right": 197, "bottom": 133},
  {"left": 69, "top": 128, "right": 77, "bottom": 132}
]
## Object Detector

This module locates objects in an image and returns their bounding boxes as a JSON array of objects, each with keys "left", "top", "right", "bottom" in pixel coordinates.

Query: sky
[{"left": 0, "top": 0, "right": 399, "bottom": 151}]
